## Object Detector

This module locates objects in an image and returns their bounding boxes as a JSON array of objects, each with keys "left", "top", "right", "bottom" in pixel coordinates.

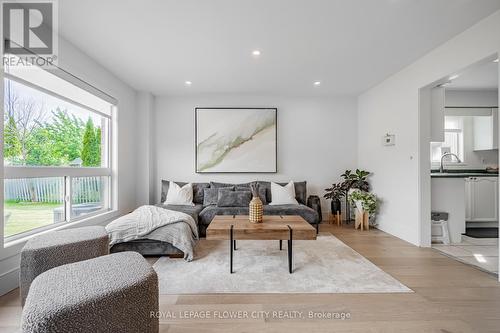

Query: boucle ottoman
[
  {"left": 20, "top": 226, "right": 109, "bottom": 305},
  {"left": 22, "top": 252, "right": 159, "bottom": 333}
]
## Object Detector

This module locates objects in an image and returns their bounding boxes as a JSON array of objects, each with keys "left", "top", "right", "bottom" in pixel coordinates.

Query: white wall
[
  {"left": 154, "top": 94, "right": 358, "bottom": 214},
  {"left": 136, "top": 92, "right": 156, "bottom": 205},
  {"left": 0, "top": 38, "right": 139, "bottom": 295},
  {"left": 358, "top": 11, "right": 500, "bottom": 246}
]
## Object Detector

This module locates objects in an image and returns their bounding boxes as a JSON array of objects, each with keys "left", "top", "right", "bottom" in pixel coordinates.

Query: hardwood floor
[{"left": 1, "top": 224, "right": 499, "bottom": 332}]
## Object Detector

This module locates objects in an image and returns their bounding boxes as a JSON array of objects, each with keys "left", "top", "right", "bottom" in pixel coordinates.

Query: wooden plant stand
[
  {"left": 329, "top": 212, "right": 342, "bottom": 226},
  {"left": 355, "top": 210, "right": 369, "bottom": 231}
]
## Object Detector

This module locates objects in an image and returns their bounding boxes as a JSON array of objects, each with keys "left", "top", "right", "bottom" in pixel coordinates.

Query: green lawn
[{"left": 4, "top": 201, "right": 63, "bottom": 238}]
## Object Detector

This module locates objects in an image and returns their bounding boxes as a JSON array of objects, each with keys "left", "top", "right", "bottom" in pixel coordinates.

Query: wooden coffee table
[{"left": 206, "top": 215, "right": 316, "bottom": 273}]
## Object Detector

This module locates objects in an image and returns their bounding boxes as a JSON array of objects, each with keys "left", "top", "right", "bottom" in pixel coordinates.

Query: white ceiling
[
  {"left": 447, "top": 60, "right": 498, "bottom": 90},
  {"left": 58, "top": 0, "right": 500, "bottom": 96}
]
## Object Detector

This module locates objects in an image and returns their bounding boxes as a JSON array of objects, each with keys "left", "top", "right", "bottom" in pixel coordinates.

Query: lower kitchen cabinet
[{"left": 465, "top": 177, "right": 498, "bottom": 222}]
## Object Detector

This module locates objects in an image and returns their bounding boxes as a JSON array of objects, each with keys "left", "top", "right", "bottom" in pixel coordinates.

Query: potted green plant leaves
[
  {"left": 348, "top": 189, "right": 379, "bottom": 225},
  {"left": 324, "top": 183, "right": 343, "bottom": 215},
  {"left": 325, "top": 169, "right": 373, "bottom": 222}
]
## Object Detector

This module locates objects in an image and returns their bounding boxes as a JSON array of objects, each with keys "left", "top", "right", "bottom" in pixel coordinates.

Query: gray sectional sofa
[{"left": 110, "top": 180, "right": 322, "bottom": 256}]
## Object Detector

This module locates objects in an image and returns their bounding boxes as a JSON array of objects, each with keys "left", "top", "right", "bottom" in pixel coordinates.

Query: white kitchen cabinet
[
  {"left": 465, "top": 177, "right": 498, "bottom": 222},
  {"left": 430, "top": 87, "right": 445, "bottom": 142},
  {"left": 473, "top": 108, "right": 498, "bottom": 151}
]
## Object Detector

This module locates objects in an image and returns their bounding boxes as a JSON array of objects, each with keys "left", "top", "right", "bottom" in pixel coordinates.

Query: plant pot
[
  {"left": 354, "top": 200, "right": 364, "bottom": 214},
  {"left": 330, "top": 199, "right": 342, "bottom": 214}
]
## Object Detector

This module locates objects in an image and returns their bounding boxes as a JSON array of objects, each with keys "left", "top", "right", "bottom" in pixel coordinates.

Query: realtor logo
[{"left": 2, "top": 0, "right": 58, "bottom": 66}]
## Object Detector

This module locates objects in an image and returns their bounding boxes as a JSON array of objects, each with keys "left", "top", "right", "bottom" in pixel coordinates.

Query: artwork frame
[{"left": 195, "top": 107, "right": 277, "bottom": 173}]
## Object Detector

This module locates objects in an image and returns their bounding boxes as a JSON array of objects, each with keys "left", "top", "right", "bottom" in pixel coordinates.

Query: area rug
[{"left": 153, "top": 233, "right": 412, "bottom": 294}]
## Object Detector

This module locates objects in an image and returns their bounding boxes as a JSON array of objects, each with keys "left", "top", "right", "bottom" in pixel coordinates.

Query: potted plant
[
  {"left": 324, "top": 183, "right": 343, "bottom": 215},
  {"left": 342, "top": 169, "right": 370, "bottom": 192},
  {"left": 324, "top": 169, "right": 372, "bottom": 223},
  {"left": 341, "top": 169, "right": 371, "bottom": 221},
  {"left": 347, "top": 189, "right": 379, "bottom": 225}
]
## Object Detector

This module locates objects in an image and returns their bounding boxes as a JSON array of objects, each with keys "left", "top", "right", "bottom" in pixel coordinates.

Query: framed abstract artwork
[{"left": 195, "top": 107, "right": 277, "bottom": 173}]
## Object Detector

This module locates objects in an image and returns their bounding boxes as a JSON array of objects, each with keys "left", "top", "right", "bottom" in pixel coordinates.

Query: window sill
[{"left": 3, "top": 209, "right": 119, "bottom": 250}]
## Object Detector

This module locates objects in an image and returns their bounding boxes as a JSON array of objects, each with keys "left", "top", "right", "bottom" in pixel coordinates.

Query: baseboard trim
[{"left": 0, "top": 267, "right": 19, "bottom": 296}]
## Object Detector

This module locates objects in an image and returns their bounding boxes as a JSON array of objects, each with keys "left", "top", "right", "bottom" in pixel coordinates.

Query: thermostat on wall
[{"left": 383, "top": 133, "right": 395, "bottom": 146}]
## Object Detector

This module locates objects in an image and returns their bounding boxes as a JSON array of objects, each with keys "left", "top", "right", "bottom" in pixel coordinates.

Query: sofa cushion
[
  {"left": 263, "top": 204, "right": 319, "bottom": 224},
  {"left": 255, "top": 181, "right": 271, "bottom": 203},
  {"left": 203, "top": 187, "right": 234, "bottom": 206},
  {"left": 155, "top": 203, "right": 204, "bottom": 224},
  {"left": 235, "top": 186, "right": 267, "bottom": 204},
  {"left": 198, "top": 206, "right": 249, "bottom": 225},
  {"left": 210, "top": 181, "right": 306, "bottom": 204},
  {"left": 161, "top": 180, "right": 209, "bottom": 204},
  {"left": 269, "top": 181, "right": 299, "bottom": 205},
  {"left": 274, "top": 181, "right": 307, "bottom": 205},
  {"left": 217, "top": 190, "right": 252, "bottom": 207},
  {"left": 164, "top": 182, "right": 194, "bottom": 206},
  {"left": 210, "top": 181, "right": 252, "bottom": 189}
]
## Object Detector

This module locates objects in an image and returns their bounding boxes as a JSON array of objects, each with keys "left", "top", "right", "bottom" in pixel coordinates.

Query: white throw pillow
[
  {"left": 164, "top": 181, "right": 195, "bottom": 206},
  {"left": 269, "top": 181, "right": 299, "bottom": 205}
]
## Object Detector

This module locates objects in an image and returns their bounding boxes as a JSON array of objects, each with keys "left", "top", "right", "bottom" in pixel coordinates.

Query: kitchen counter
[{"left": 431, "top": 170, "right": 498, "bottom": 178}]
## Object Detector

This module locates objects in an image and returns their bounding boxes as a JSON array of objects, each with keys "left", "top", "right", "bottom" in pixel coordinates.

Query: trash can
[{"left": 431, "top": 211, "right": 450, "bottom": 244}]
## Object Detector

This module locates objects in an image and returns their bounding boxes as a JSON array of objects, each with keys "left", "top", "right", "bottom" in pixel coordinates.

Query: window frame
[
  {"left": 443, "top": 127, "right": 464, "bottom": 161},
  {"left": 430, "top": 116, "right": 465, "bottom": 166},
  {"left": 3, "top": 64, "right": 115, "bottom": 242}
]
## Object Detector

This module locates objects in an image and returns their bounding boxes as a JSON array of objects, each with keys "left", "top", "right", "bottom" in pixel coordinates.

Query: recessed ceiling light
[
  {"left": 494, "top": 58, "right": 499, "bottom": 63},
  {"left": 313, "top": 81, "right": 321, "bottom": 86},
  {"left": 449, "top": 74, "right": 460, "bottom": 80},
  {"left": 185, "top": 81, "right": 192, "bottom": 86},
  {"left": 252, "top": 50, "right": 261, "bottom": 56}
]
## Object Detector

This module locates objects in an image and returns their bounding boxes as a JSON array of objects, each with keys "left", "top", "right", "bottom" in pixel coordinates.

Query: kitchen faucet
[{"left": 440, "top": 152, "right": 461, "bottom": 173}]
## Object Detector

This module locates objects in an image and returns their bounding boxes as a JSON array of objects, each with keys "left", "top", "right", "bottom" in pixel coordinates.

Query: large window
[
  {"left": 430, "top": 116, "right": 464, "bottom": 164},
  {"left": 3, "top": 58, "right": 114, "bottom": 240}
]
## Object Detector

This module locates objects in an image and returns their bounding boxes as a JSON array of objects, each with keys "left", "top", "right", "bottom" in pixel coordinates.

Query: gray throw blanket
[{"left": 105, "top": 205, "right": 198, "bottom": 261}]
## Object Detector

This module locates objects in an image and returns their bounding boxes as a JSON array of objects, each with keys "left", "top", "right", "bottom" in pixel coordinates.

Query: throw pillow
[
  {"left": 269, "top": 181, "right": 299, "bottom": 205},
  {"left": 161, "top": 180, "right": 209, "bottom": 204},
  {"left": 217, "top": 190, "right": 252, "bottom": 207},
  {"left": 164, "top": 181, "right": 195, "bottom": 206},
  {"left": 277, "top": 181, "right": 306, "bottom": 204},
  {"left": 210, "top": 181, "right": 252, "bottom": 189},
  {"left": 203, "top": 187, "right": 234, "bottom": 206},
  {"left": 235, "top": 186, "right": 267, "bottom": 204}
]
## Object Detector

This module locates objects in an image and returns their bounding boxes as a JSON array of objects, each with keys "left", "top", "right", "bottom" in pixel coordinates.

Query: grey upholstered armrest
[{"left": 307, "top": 195, "right": 322, "bottom": 223}]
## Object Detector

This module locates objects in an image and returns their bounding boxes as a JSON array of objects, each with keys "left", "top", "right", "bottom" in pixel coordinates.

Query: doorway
[{"left": 420, "top": 55, "right": 499, "bottom": 275}]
